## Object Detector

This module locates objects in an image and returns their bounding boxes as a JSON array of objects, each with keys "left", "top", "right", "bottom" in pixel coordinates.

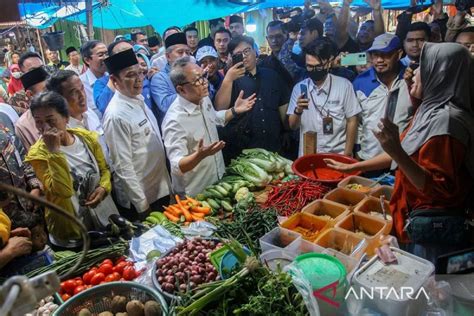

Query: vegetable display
[
  {"left": 154, "top": 195, "right": 212, "bottom": 225},
  {"left": 263, "top": 179, "right": 329, "bottom": 216},
  {"left": 143, "top": 210, "right": 184, "bottom": 238},
  {"left": 155, "top": 238, "right": 222, "bottom": 295},
  {"left": 208, "top": 195, "right": 278, "bottom": 254},
  {"left": 26, "top": 242, "right": 128, "bottom": 278},
  {"left": 77, "top": 296, "right": 162, "bottom": 316},
  {"left": 175, "top": 256, "right": 308, "bottom": 315},
  {"left": 59, "top": 257, "right": 139, "bottom": 301}
]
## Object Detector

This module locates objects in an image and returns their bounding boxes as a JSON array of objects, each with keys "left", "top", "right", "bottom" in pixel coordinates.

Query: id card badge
[{"left": 322, "top": 116, "right": 334, "bottom": 135}]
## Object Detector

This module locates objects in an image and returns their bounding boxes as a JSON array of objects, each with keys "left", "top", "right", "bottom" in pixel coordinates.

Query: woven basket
[{"left": 53, "top": 281, "right": 168, "bottom": 315}]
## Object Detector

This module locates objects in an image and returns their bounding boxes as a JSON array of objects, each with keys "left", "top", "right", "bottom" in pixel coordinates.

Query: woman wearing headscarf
[
  {"left": 325, "top": 43, "right": 474, "bottom": 263},
  {"left": 7, "top": 64, "right": 23, "bottom": 96}
]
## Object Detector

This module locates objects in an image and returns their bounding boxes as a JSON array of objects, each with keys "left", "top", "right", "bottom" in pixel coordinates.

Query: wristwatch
[
  {"left": 294, "top": 108, "right": 303, "bottom": 116},
  {"left": 231, "top": 107, "right": 238, "bottom": 117}
]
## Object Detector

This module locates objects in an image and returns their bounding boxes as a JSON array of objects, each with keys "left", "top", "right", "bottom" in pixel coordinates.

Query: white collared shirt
[
  {"left": 288, "top": 74, "right": 361, "bottom": 156},
  {"left": 162, "top": 95, "right": 226, "bottom": 196},
  {"left": 80, "top": 69, "right": 104, "bottom": 119},
  {"left": 68, "top": 108, "right": 110, "bottom": 164},
  {"left": 103, "top": 91, "right": 171, "bottom": 212},
  {"left": 65, "top": 64, "right": 86, "bottom": 76}
]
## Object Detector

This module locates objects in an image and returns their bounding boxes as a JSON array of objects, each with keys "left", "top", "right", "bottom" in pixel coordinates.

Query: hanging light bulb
[{"left": 246, "top": 15, "right": 257, "bottom": 33}]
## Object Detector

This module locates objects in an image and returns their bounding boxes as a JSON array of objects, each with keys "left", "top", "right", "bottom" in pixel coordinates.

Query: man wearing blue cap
[{"left": 353, "top": 33, "right": 414, "bottom": 170}]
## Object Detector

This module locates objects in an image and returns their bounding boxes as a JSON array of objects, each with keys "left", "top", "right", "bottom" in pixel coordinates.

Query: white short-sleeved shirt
[
  {"left": 288, "top": 74, "right": 361, "bottom": 157},
  {"left": 162, "top": 96, "right": 226, "bottom": 196}
]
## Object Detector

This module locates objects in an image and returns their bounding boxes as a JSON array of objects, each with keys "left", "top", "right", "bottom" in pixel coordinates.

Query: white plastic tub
[
  {"left": 349, "top": 247, "right": 434, "bottom": 316},
  {"left": 259, "top": 227, "right": 301, "bottom": 254}
]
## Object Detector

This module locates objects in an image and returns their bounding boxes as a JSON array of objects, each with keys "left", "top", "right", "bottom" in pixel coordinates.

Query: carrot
[
  {"left": 176, "top": 203, "right": 193, "bottom": 222},
  {"left": 191, "top": 206, "right": 211, "bottom": 215},
  {"left": 185, "top": 196, "right": 200, "bottom": 206},
  {"left": 164, "top": 211, "right": 179, "bottom": 223},
  {"left": 164, "top": 206, "right": 180, "bottom": 217},
  {"left": 190, "top": 211, "right": 205, "bottom": 218},
  {"left": 175, "top": 195, "right": 183, "bottom": 205},
  {"left": 168, "top": 205, "right": 182, "bottom": 216},
  {"left": 191, "top": 214, "right": 204, "bottom": 221}
]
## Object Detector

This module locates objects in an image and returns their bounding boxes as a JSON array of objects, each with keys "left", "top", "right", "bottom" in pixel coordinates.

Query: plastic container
[
  {"left": 350, "top": 247, "right": 434, "bottom": 316},
  {"left": 338, "top": 176, "right": 380, "bottom": 193},
  {"left": 302, "top": 199, "right": 350, "bottom": 224},
  {"left": 294, "top": 238, "right": 326, "bottom": 255},
  {"left": 281, "top": 212, "right": 330, "bottom": 241},
  {"left": 370, "top": 185, "right": 394, "bottom": 200},
  {"left": 294, "top": 253, "right": 348, "bottom": 314},
  {"left": 53, "top": 281, "right": 168, "bottom": 315},
  {"left": 259, "top": 249, "right": 296, "bottom": 271},
  {"left": 323, "top": 188, "right": 367, "bottom": 210},
  {"left": 315, "top": 228, "right": 367, "bottom": 259},
  {"left": 292, "top": 153, "right": 361, "bottom": 186},
  {"left": 354, "top": 196, "right": 393, "bottom": 223},
  {"left": 219, "top": 247, "right": 251, "bottom": 279},
  {"left": 259, "top": 226, "right": 301, "bottom": 254},
  {"left": 336, "top": 213, "right": 389, "bottom": 240}
]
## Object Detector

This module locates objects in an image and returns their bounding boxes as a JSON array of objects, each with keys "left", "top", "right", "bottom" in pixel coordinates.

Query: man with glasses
[
  {"left": 150, "top": 33, "right": 191, "bottom": 124},
  {"left": 196, "top": 46, "right": 224, "bottom": 101},
  {"left": 162, "top": 57, "right": 255, "bottom": 196},
  {"left": 215, "top": 35, "right": 290, "bottom": 163},
  {"left": 103, "top": 48, "right": 171, "bottom": 220},
  {"left": 353, "top": 33, "right": 414, "bottom": 168},
  {"left": 80, "top": 40, "right": 108, "bottom": 119},
  {"left": 288, "top": 38, "right": 360, "bottom": 157}
]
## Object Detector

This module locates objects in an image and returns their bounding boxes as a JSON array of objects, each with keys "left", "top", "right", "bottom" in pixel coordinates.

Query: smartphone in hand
[
  {"left": 385, "top": 89, "right": 400, "bottom": 122},
  {"left": 232, "top": 53, "right": 244, "bottom": 68},
  {"left": 300, "top": 83, "right": 308, "bottom": 99},
  {"left": 341, "top": 53, "right": 367, "bottom": 66}
]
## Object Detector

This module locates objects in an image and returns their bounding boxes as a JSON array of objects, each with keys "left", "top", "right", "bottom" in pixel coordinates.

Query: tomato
[
  {"left": 101, "top": 259, "right": 113, "bottom": 266},
  {"left": 61, "top": 293, "right": 71, "bottom": 301},
  {"left": 90, "top": 272, "right": 105, "bottom": 285},
  {"left": 74, "top": 285, "right": 86, "bottom": 295},
  {"left": 62, "top": 280, "right": 76, "bottom": 295},
  {"left": 112, "top": 261, "right": 127, "bottom": 274},
  {"left": 115, "top": 256, "right": 126, "bottom": 264},
  {"left": 98, "top": 263, "right": 113, "bottom": 275},
  {"left": 123, "top": 266, "right": 136, "bottom": 281},
  {"left": 75, "top": 279, "right": 84, "bottom": 287},
  {"left": 112, "top": 272, "right": 121, "bottom": 280},
  {"left": 83, "top": 271, "right": 93, "bottom": 285},
  {"left": 104, "top": 274, "right": 115, "bottom": 282}
]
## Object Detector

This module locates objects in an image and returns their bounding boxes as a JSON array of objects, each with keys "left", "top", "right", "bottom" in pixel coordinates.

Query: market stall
[{"left": 0, "top": 149, "right": 471, "bottom": 316}]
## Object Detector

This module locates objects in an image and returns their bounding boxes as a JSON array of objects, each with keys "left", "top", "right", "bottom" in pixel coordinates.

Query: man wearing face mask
[{"left": 288, "top": 38, "right": 361, "bottom": 157}]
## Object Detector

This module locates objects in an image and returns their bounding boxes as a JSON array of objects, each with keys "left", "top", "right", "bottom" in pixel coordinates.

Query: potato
[
  {"left": 126, "top": 300, "right": 145, "bottom": 316},
  {"left": 77, "top": 308, "right": 92, "bottom": 316},
  {"left": 116, "top": 313, "right": 128, "bottom": 316},
  {"left": 111, "top": 295, "right": 127, "bottom": 313},
  {"left": 98, "top": 312, "right": 113, "bottom": 316},
  {"left": 144, "top": 301, "right": 161, "bottom": 316}
]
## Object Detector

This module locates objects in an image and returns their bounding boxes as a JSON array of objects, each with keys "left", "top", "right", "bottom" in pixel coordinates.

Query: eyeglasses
[
  {"left": 93, "top": 51, "right": 108, "bottom": 58},
  {"left": 233, "top": 47, "right": 253, "bottom": 58},
  {"left": 306, "top": 62, "right": 329, "bottom": 72},
  {"left": 182, "top": 74, "right": 208, "bottom": 87}
]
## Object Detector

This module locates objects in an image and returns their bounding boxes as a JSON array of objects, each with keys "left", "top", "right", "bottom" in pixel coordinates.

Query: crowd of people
[{"left": 0, "top": 0, "right": 473, "bottom": 268}]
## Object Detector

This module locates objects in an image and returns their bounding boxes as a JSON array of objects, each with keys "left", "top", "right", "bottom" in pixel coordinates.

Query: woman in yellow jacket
[
  {"left": 0, "top": 209, "right": 32, "bottom": 269},
  {"left": 25, "top": 91, "right": 118, "bottom": 248}
]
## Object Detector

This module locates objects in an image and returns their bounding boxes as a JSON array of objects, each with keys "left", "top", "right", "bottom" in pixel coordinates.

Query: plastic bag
[
  {"left": 422, "top": 277, "right": 454, "bottom": 316},
  {"left": 129, "top": 225, "right": 183, "bottom": 266},
  {"left": 180, "top": 221, "right": 216, "bottom": 237},
  {"left": 285, "top": 262, "right": 321, "bottom": 316}
]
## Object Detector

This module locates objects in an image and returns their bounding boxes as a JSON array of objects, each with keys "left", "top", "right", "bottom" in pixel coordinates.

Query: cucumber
[
  {"left": 195, "top": 193, "right": 206, "bottom": 201},
  {"left": 207, "top": 198, "right": 221, "bottom": 210},
  {"left": 220, "top": 182, "right": 232, "bottom": 191},
  {"left": 214, "top": 185, "right": 229, "bottom": 196},
  {"left": 150, "top": 212, "right": 166, "bottom": 222},
  {"left": 221, "top": 200, "right": 233, "bottom": 212},
  {"left": 232, "top": 182, "right": 245, "bottom": 193},
  {"left": 200, "top": 201, "right": 211, "bottom": 209},
  {"left": 207, "top": 188, "right": 224, "bottom": 199},
  {"left": 146, "top": 216, "right": 160, "bottom": 225}
]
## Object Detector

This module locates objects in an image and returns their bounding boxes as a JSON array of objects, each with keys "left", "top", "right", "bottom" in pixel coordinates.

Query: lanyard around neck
[{"left": 308, "top": 76, "right": 332, "bottom": 117}]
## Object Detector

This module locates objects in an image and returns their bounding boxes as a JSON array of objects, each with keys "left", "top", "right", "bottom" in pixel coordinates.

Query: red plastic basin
[{"left": 292, "top": 153, "right": 361, "bottom": 186}]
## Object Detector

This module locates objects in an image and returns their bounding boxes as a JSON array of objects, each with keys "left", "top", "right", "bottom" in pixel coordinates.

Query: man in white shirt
[
  {"left": 288, "top": 38, "right": 361, "bottom": 157},
  {"left": 162, "top": 57, "right": 255, "bottom": 196},
  {"left": 80, "top": 41, "right": 108, "bottom": 119},
  {"left": 103, "top": 48, "right": 171, "bottom": 220},
  {"left": 45, "top": 70, "right": 107, "bottom": 159}
]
